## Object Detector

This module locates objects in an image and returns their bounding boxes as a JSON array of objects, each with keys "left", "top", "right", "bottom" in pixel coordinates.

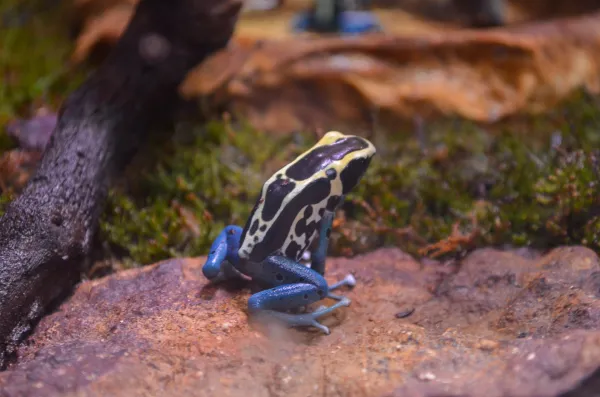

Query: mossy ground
[
  {"left": 0, "top": 0, "right": 84, "bottom": 128},
  {"left": 2, "top": 2, "right": 600, "bottom": 271},
  {"left": 0, "top": 0, "right": 84, "bottom": 214},
  {"left": 96, "top": 93, "right": 600, "bottom": 268}
]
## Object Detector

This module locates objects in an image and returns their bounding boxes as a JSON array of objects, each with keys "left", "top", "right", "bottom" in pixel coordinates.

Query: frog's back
[{"left": 238, "top": 131, "right": 376, "bottom": 263}]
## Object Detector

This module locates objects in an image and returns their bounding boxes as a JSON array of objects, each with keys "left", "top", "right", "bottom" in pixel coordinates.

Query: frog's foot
[
  {"left": 257, "top": 297, "right": 351, "bottom": 334},
  {"left": 329, "top": 274, "right": 356, "bottom": 291},
  {"left": 248, "top": 254, "right": 353, "bottom": 334},
  {"left": 207, "top": 260, "right": 245, "bottom": 284},
  {"left": 202, "top": 225, "right": 243, "bottom": 283}
]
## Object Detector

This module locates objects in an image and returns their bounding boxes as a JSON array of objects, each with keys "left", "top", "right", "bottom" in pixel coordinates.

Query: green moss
[
  {"left": 0, "top": 95, "right": 597, "bottom": 267},
  {"left": 100, "top": 121, "right": 310, "bottom": 266},
  {"left": 98, "top": 90, "right": 600, "bottom": 266},
  {"left": 0, "top": 0, "right": 86, "bottom": 208},
  {"left": 347, "top": 91, "right": 600, "bottom": 257},
  {"left": 0, "top": 191, "right": 14, "bottom": 217},
  {"left": 4, "top": 2, "right": 600, "bottom": 266},
  {"left": 0, "top": 131, "right": 15, "bottom": 153},
  {"left": 0, "top": 0, "right": 84, "bottom": 127}
]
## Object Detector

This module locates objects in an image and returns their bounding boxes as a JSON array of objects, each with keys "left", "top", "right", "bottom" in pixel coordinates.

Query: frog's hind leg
[
  {"left": 249, "top": 285, "right": 350, "bottom": 334},
  {"left": 310, "top": 209, "right": 356, "bottom": 297},
  {"left": 247, "top": 255, "right": 350, "bottom": 334}
]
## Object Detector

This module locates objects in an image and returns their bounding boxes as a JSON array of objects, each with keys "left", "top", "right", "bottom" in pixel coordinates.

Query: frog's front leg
[
  {"left": 310, "top": 209, "right": 356, "bottom": 296},
  {"left": 247, "top": 255, "right": 350, "bottom": 334},
  {"left": 202, "top": 225, "right": 245, "bottom": 283}
]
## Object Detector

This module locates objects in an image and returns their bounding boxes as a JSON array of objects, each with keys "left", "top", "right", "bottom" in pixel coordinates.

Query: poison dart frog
[{"left": 202, "top": 131, "right": 376, "bottom": 334}]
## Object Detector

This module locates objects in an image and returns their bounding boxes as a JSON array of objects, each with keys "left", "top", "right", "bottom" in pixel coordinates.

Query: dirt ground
[{"left": 1, "top": 246, "right": 600, "bottom": 396}]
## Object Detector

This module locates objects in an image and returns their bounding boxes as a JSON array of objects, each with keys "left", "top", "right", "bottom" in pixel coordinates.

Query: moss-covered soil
[
  {"left": 95, "top": 96, "right": 600, "bottom": 267},
  {"left": 0, "top": 0, "right": 84, "bottom": 128},
  {"left": 2, "top": 1, "right": 600, "bottom": 271}
]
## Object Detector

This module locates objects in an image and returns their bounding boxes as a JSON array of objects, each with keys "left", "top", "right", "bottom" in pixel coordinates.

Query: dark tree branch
[{"left": 0, "top": 0, "right": 241, "bottom": 367}]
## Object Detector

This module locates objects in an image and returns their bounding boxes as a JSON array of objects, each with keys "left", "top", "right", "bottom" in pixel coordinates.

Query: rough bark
[{"left": 0, "top": 0, "right": 241, "bottom": 368}]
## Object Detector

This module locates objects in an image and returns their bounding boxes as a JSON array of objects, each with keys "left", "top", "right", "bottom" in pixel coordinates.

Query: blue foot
[
  {"left": 257, "top": 297, "right": 351, "bottom": 334},
  {"left": 247, "top": 254, "right": 355, "bottom": 333},
  {"left": 206, "top": 260, "right": 246, "bottom": 284},
  {"left": 295, "top": 274, "right": 354, "bottom": 311},
  {"left": 202, "top": 225, "right": 243, "bottom": 283},
  {"left": 329, "top": 274, "right": 356, "bottom": 291}
]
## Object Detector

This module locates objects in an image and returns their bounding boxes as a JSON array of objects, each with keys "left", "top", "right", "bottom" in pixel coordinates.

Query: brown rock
[{"left": 1, "top": 246, "right": 600, "bottom": 396}]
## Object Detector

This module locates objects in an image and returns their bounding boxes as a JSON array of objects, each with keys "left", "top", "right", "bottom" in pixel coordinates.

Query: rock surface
[{"left": 2, "top": 246, "right": 600, "bottom": 396}]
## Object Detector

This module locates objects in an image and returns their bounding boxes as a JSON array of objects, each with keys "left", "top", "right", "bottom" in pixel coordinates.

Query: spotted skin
[
  {"left": 202, "top": 131, "right": 376, "bottom": 334},
  {"left": 239, "top": 131, "right": 375, "bottom": 263},
  {"left": 260, "top": 178, "right": 297, "bottom": 222}
]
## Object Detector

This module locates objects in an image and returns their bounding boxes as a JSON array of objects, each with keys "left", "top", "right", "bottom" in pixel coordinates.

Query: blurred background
[{"left": 3, "top": 0, "right": 600, "bottom": 274}]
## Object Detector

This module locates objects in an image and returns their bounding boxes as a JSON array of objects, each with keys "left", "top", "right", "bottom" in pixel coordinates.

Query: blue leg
[
  {"left": 311, "top": 210, "right": 333, "bottom": 276},
  {"left": 291, "top": 11, "right": 311, "bottom": 33},
  {"left": 202, "top": 225, "right": 244, "bottom": 283},
  {"left": 247, "top": 255, "right": 350, "bottom": 334},
  {"left": 291, "top": 10, "right": 383, "bottom": 35},
  {"left": 339, "top": 11, "right": 383, "bottom": 35},
  {"left": 311, "top": 209, "right": 356, "bottom": 294}
]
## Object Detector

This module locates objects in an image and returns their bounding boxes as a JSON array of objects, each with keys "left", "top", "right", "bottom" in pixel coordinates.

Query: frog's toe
[
  {"left": 327, "top": 293, "right": 350, "bottom": 302},
  {"left": 257, "top": 311, "right": 330, "bottom": 334},
  {"left": 205, "top": 261, "right": 244, "bottom": 284},
  {"left": 315, "top": 323, "right": 330, "bottom": 335},
  {"left": 309, "top": 297, "right": 351, "bottom": 320},
  {"left": 287, "top": 312, "right": 332, "bottom": 335},
  {"left": 255, "top": 298, "right": 350, "bottom": 334},
  {"left": 329, "top": 274, "right": 356, "bottom": 291},
  {"left": 207, "top": 271, "right": 228, "bottom": 284},
  {"left": 308, "top": 319, "right": 330, "bottom": 335},
  {"left": 344, "top": 274, "right": 357, "bottom": 287}
]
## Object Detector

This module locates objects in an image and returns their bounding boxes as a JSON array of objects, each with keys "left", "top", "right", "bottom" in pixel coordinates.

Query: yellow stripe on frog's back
[{"left": 238, "top": 131, "right": 376, "bottom": 261}]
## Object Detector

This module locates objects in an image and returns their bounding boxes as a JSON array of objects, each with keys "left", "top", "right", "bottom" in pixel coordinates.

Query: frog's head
[
  {"left": 238, "top": 131, "right": 376, "bottom": 262},
  {"left": 298, "top": 130, "right": 376, "bottom": 195}
]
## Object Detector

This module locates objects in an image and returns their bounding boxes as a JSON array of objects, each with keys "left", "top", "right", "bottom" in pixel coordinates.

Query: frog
[{"left": 202, "top": 131, "right": 376, "bottom": 334}]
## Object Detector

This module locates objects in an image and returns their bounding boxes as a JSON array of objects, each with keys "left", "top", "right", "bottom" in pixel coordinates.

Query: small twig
[{"left": 418, "top": 215, "right": 480, "bottom": 258}]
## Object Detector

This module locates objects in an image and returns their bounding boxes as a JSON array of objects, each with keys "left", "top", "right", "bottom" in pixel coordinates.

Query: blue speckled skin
[
  {"left": 292, "top": 10, "right": 383, "bottom": 35},
  {"left": 202, "top": 209, "right": 355, "bottom": 334}
]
